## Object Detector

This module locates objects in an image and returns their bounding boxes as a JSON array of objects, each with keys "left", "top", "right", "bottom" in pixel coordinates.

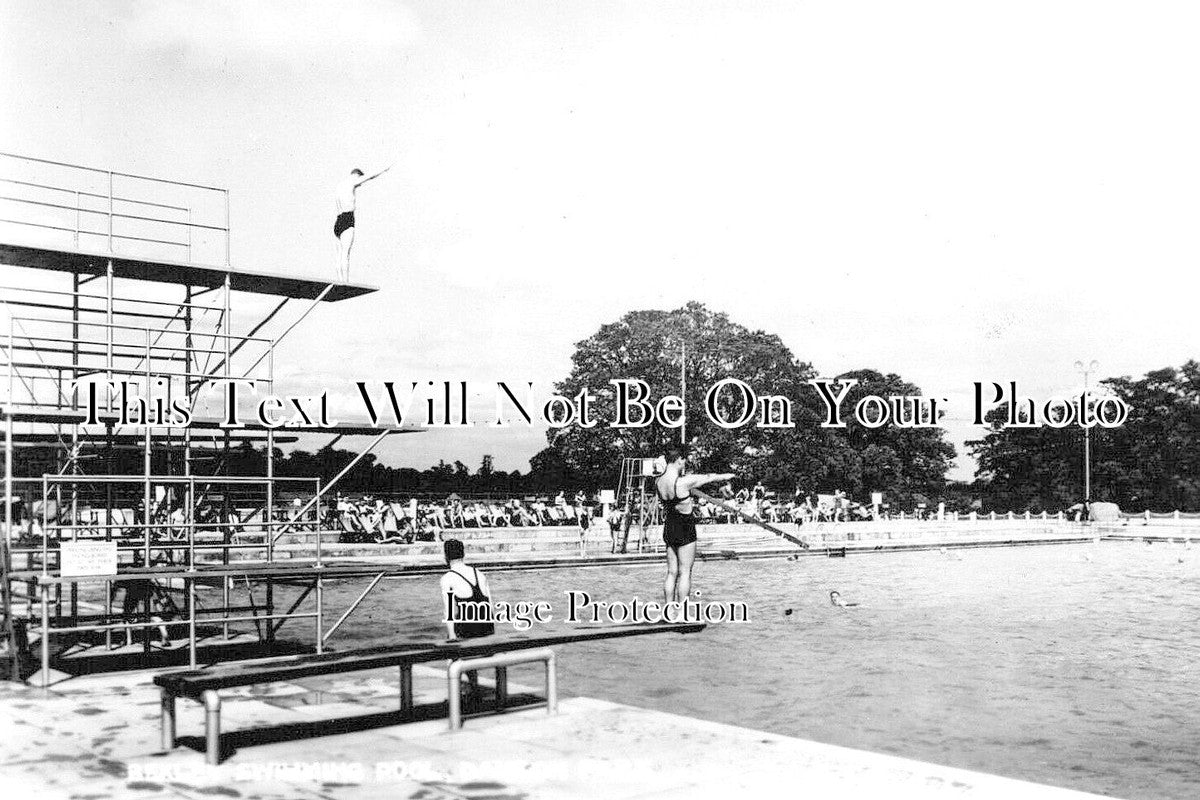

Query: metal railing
[
  {"left": 0, "top": 152, "right": 230, "bottom": 267},
  {"left": 447, "top": 648, "right": 557, "bottom": 730},
  {"left": 4, "top": 315, "right": 273, "bottom": 415},
  {"left": 7, "top": 474, "right": 324, "bottom": 575}
]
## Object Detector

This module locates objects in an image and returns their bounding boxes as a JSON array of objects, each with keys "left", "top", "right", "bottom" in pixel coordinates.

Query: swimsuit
[
  {"left": 334, "top": 211, "right": 355, "bottom": 237},
  {"left": 659, "top": 477, "right": 698, "bottom": 548},
  {"left": 446, "top": 567, "right": 495, "bottom": 639}
]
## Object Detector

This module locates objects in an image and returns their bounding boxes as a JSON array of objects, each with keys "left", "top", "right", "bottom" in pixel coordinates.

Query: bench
[{"left": 154, "top": 622, "right": 704, "bottom": 764}]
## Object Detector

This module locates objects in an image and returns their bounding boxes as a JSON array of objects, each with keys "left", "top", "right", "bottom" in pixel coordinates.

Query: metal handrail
[
  {"left": 0, "top": 215, "right": 188, "bottom": 249},
  {"left": 0, "top": 150, "right": 231, "bottom": 266},
  {"left": 0, "top": 151, "right": 227, "bottom": 192},
  {"left": 0, "top": 282, "right": 230, "bottom": 312},
  {"left": 0, "top": 176, "right": 190, "bottom": 213},
  {"left": 12, "top": 316, "right": 271, "bottom": 343},
  {"left": 447, "top": 648, "right": 558, "bottom": 730},
  {"left": 0, "top": 195, "right": 226, "bottom": 232}
]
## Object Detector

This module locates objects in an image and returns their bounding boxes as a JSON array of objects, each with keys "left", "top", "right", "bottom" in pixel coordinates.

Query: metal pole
[
  {"left": 40, "top": 582, "right": 50, "bottom": 688},
  {"left": 104, "top": 261, "right": 114, "bottom": 648},
  {"left": 314, "top": 576, "right": 323, "bottom": 654},
  {"left": 680, "top": 341, "right": 686, "bottom": 445},
  {"left": 144, "top": 329, "right": 151, "bottom": 568},
  {"left": 106, "top": 261, "right": 114, "bottom": 412},
  {"left": 187, "top": 476, "right": 195, "bottom": 568},
  {"left": 315, "top": 479, "right": 322, "bottom": 566},
  {"left": 1084, "top": 423, "right": 1091, "bottom": 503},
  {"left": 240, "top": 287, "right": 332, "bottom": 379},
  {"left": 4, "top": 324, "right": 12, "bottom": 563},
  {"left": 107, "top": 172, "right": 113, "bottom": 252},
  {"left": 321, "top": 572, "right": 384, "bottom": 643},
  {"left": 1, "top": 320, "right": 14, "bottom": 677},
  {"left": 266, "top": 347, "right": 274, "bottom": 566},
  {"left": 203, "top": 691, "right": 221, "bottom": 765},
  {"left": 184, "top": 286, "right": 193, "bottom": 477},
  {"left": 69, "top": 274, "right": 80, "bottom": 626},
  {"left": 221, "top": 276, "right": 230, "bottom": 639},
  {"left": 188, "top": 577, "right": 196, "bottom": 668},
  {"left": 41, "top": 475, "right": 48, "bottom": 574},
  {"left": 1074, "top": 360, "right": 1098, "bottom": 512}
]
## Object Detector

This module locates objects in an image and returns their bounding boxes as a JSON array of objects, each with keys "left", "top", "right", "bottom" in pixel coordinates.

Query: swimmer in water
[{"left": 829, "top": 591, "right": 858, "bottom": 608}]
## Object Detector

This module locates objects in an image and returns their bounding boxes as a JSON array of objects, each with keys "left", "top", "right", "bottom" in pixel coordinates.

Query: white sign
[
  {"left": 599, "top": 489, "right": 615, "bottom": 504},
  {"left": 871, "top": 492, "right": 883, "bottom": 506},
  {"left": 60, "top": 540, "right": 119, "bottom": 577}
]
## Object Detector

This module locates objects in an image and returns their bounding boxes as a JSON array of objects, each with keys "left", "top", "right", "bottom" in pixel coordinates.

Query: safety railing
[
  {"left": 0, "top": 152, "right": 230, "bottom": 267},
  {"left": 4, "top": 315, "right": 273, "bottom": 416},
  {"left": 5, "top": 474, "right": 323, "bottom": 575}
]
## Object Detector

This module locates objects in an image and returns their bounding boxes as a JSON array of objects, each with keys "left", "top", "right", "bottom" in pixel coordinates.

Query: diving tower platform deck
[{"left": 0, "top": 242, "right": 377, "bottom": 302}]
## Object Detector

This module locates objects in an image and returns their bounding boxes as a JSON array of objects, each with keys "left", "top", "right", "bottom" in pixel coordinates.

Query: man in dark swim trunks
[
  {"left": 334, "top": 164, "right": 391, "bottom": 281},
  {"left": 654, "top": 446, "right": 734, "bottom": 604}
]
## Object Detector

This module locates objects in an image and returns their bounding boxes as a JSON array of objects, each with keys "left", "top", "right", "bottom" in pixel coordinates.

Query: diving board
[{"left": 155, "top": 623, "right": 706, "bottom": 763}]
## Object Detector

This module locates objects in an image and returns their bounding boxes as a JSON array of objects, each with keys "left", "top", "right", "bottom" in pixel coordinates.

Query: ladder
[{"left": 614, "top": 458, "right": 656, "bottom": 553}]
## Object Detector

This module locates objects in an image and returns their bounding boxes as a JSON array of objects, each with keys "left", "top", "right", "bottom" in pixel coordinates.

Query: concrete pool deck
[
  {"left": 0, "top": 663, "right": 1117, "bottom": 799},
  {"left": 260, "top": 527, "right": 1100, "bottom": 574}
]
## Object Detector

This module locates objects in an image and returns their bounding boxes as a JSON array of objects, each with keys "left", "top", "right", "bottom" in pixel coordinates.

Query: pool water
[{"left": 317, "top": 542, "right": 1200, "bottom": 799}]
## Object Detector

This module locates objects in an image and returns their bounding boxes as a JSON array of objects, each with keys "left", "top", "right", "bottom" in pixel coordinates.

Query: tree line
[{"left": 12, "top": 304, "right": 1195, "bottom": 512}]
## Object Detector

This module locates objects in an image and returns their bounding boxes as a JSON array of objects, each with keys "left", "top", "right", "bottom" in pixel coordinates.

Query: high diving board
[{"left": 0, "top": 242, "right": 376, "bottom": 302}]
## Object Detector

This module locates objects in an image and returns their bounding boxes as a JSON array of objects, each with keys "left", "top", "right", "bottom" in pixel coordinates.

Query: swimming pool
[{"left": 318, "top": 541, "right": 1200, "bottom": 799}]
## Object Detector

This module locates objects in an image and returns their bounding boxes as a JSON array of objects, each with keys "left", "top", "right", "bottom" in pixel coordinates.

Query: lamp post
[
  {"left": 1074, "top": 359, "right": 1099, "bottom": 512},
  {"left": 680, "top": 341, "right": 686, "bottom": 445}
]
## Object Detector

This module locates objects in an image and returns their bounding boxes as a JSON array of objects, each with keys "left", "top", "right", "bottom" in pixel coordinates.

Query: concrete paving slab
[{"left": 0, "top": 662, "right": 1117, "bottom": 800}]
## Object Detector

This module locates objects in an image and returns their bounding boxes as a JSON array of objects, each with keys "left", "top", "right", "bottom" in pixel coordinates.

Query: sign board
[
  {"left": 599, "top": 489, "right": 615, "bottom": 504},
  {"left": 871, "top": 492, "right": 883, "bottom": 506},
  {"left": 59, "top": 540, "right": 119, "bottom": 577}
]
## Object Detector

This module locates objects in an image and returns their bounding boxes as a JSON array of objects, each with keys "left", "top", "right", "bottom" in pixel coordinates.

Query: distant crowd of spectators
[
  {"left": 332, "top": 490, "right": 601, "bottom": 544},
  {"left": 330, "top": 483, "right": 942, "bottom": 545}
]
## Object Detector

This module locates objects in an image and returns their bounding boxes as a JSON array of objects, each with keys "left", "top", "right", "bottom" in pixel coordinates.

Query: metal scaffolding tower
[{"left": 0, "top": 152, "right": 396, "bottom": 684}]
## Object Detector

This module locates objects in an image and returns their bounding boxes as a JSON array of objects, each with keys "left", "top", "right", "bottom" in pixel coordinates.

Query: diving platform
[
  {"left": 0, "top": 152, "right": 404, "bottom": 682},
  {"left": 0, "top": 242, "right": 377, "bottom": 302}
]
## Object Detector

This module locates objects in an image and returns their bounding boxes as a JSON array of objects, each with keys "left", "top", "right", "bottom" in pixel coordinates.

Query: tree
[
  {"left": 968, "top": 361, "right": 1200, "bottom": 512},
  {"left": 545, "top": 302, "right": 956, "bottom": 499},
  {"left": 547, "top": 302, "right": 823, "bottom": 489},
  {"left": 832, "top": 369, "right": 957, "bottom": 505},
  {"left": 967, "top": 405, "right": 1081, "bottom": 512}
]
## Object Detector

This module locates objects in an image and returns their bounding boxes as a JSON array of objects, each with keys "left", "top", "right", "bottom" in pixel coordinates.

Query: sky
[{"left": 3, "top": 1, "right": 1200, "bottom": 482}]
